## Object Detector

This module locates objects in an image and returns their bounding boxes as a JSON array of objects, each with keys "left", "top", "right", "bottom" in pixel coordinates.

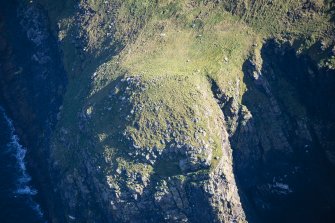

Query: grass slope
[{"left": 37, "top": 0, "right": 334, "bottom": 179}]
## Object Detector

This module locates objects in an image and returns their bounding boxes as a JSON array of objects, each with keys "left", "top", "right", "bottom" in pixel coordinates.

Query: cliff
[{"left": 0, "top": 0, "right": 334, "bottom": 222}]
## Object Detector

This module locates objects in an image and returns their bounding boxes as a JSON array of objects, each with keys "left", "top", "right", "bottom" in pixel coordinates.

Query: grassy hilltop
[{"left": 35, "top": 0, "right": 334, "bottom": 187}]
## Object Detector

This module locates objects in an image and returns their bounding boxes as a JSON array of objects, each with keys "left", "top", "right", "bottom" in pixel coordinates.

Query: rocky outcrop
[
  {"left": 50, "top": 73, "right": 247, "bottom": 222},
  {"left": 1, "top": 1, "right": 335, "bottom": 223},
  {"left": 228, "top": 40, "right": 335, "bottom": 223}
]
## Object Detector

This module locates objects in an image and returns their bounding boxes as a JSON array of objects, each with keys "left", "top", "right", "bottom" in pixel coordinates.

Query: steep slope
[
  {"left": 0, "top": 0, "right": 334, "bottom": 222},
  {"left": 40, "top": 0, "right": 335, "bottom": 222},
  {"left": 44, "top": 2, "right": 256, "bottom": 222},
  {"left": 0, "top": 1, "right": 67, "bottom": 220}
]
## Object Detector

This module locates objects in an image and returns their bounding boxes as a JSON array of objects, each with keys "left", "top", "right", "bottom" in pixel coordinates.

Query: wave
[{"left": 0, "top": 106, "right": 46, "bottom": 221}]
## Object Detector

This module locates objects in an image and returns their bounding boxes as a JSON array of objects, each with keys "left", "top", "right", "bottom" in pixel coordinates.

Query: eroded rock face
[
  {"left": 50, "top": 41, "right": 335, "bottom": 223},
  {"left": 0, "top": 1, "right": 67, "bottom": 220},
  {"left": 51, "top": 74, "right": 247, "bottom": 222},
  {"left": 1, "top": 1, "right": 335, "bottom": 223},
  {"left": 228, "top": 41, "right": 335, "bottom": 223}
]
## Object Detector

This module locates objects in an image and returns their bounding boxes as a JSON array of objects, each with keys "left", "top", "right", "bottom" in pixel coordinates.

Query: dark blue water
[
  {"left": 0, "top": 107, "right": 45, "bottom": 223},
  {"left": 0, "top": 0, "right": 67, "bottom": 221}
]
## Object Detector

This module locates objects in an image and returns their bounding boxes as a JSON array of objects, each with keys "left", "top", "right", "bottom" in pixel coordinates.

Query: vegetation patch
[{"left": 41, "top": 0, "right": 334, "bottom": 187}]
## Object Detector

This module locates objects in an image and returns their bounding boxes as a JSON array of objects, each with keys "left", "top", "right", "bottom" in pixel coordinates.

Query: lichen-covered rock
[{"left": 1, "top": 1, "right": 335, "bottom": 223}]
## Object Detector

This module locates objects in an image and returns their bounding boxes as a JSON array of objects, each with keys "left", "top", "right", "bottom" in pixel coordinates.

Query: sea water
[{"left": 0, "top": 107, "right": 45, "bottom": 223}]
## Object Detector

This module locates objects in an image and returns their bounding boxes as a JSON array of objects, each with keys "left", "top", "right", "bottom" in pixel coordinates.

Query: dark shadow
[
  {"left": 0, "top": 1, "right": 68, "bottom": 221},
  {"left": 231, "top": 39, "right": 335, "bottom": 223},
  {"left": 0, "top": 0, "right": 131, "bottom": 221}
]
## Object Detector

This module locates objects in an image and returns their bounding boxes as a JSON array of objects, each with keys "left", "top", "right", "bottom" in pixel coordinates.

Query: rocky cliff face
[
  {"left": 0, "top": 0, "right": 335, "bottom": 223},
  {"left": 0, "top": 1, "right": 67, "bottom": 220},
  {"left": 231, "top": 40, "right": 335, "bottom": 222}
]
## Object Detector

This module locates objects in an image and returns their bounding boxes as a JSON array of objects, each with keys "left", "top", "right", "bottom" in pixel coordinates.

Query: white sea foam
[
  {"left": 16, "top": 186, "right": 38, "bottom": 196},
  {"left": 0, "top": 107, "right": 45, "bottom": 220}
]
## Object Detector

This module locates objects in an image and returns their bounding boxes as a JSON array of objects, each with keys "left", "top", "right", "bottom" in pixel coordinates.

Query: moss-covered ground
[{"left": 36, "top": 0, "right": 334, "bottom": 179}]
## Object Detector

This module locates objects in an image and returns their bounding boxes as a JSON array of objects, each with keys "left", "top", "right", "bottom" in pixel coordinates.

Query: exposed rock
[{"left": 1, "top": 1, "right": 335, "bottom": 223}]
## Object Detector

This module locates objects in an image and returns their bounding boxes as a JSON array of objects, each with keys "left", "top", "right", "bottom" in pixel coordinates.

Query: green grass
[
  {"left": 223, "top": 0, "right": 335, "bottom": 67},
  {"left": 41, "top": 0, "right": 334, "bottom": 184}
]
